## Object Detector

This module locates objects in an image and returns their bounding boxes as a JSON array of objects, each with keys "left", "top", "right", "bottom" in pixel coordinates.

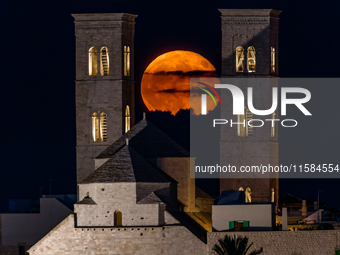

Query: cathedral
[{"left": 27, "top": 9, "right": 340, "bottom": 255}]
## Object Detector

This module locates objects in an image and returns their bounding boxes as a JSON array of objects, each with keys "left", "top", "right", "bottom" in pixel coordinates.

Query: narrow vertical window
[
  {"left": 126, "top": 46, "right": 131, "bottom": 77},
  {"left": 100, "top": 112, "right": 107, "bottom": 142},
  {"left": 89, "top": 47, "right": 97, "bottom": 76},
  {"left": 125, "top": 105, "right": 130, "bottom": 133},
  {"left": 114, "top": 211, "right": 122, "bottom": 226},
  {"left": 100, "top": 47, "right": 109, "bottom": 76},
  {"left": 92, "top": 113, "right": 99, "bottom": 142},
  {"left": 124, "top": 46, "right": 127, "bottom": 76},
  {"left": 271, "top": 112, "right": 276, "bottom": 138},
  {"left": 271, "top": 47, "right": 275, "bottom": 73},
  {"left": 247, "top": 46, "right": 256, "bottom": 72},
  {"left": 236, "top": 46, "right": 244, "bottom": 72},
  {"left": 271, "top": 187, "right": 275, "bottom": 203},
  {"left": 124, "top": 46, "right": 131, "bottom": 77},
  {"left": 237, "top": 113, "right": 245, "bottom": 137},
  {"left": 245, "top": 108, "right": 253, "bottom": 137},
  {"left": 245, "top": 187, "right": 251, "bottom": 203}
]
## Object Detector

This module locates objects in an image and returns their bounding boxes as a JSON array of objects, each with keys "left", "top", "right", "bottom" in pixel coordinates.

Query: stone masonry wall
[
  {"left": 28, "top": 215, "right": 206, "bottom": 255},
  {"left": 208, "top": 231, "right": 340, "bottom": 255}
]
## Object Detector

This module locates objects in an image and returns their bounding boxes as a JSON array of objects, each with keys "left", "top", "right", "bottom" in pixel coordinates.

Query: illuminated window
[
  {"left": 237, "top": 113, "right": 245, "bottom": 137},
  {"left": 271, "top": 187, "right": 275, "bottom": 203},
  {"left": 92, "top": 112, "right": 107, "bottom": 142},
  {"left": 114, "top": 211, "right": 122, "bottom": 226},
  {"left": 237, "top": 107, "right": 252, "bottom": 137},
  {"left": 92, "top": 113, "right": 100, "bottom": 142},
  {"left": 245, "top": 187, "right": 251, "bottom": 203},
  {"left": 271, "top": 47, "right": 275, "bottom": 73},
  {"left": 236, "top": 46, "right": 244, "bottom": 72},
  {"left": 125, "top": 105, "right": 130, "bottom": 133},
  {"left": 271, "top": 112, "right": 276, "bottom": 138},
  {"left": 89, "top": 47, "right": 98, "bottom": 76},
  {"left": 100, "top": 47, "right": 109, "bottom": 76},
  {"left": 124, "top": 46, "right": 130, "bottom": 77},
  {"left": 100, "top": 112, "right": 107, "bottom": 142},
  {"left": 247, "top": 46, "right": 256, "bottom": 72},
  {"left": 245, "top": 108, "right": 253, "bottom": 137}
]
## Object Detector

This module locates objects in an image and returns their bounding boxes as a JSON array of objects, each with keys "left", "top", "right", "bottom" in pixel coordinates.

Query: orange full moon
[{"left": 141, "top": 50, "right": 220, "bottom": 115}]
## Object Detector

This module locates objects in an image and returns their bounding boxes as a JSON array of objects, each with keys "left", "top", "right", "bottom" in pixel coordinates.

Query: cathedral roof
[
  {"left": 96, "top": 119, "right": 190, "bottom": 159},
  {"left": 76, "top": 196, "right": 97, "bottom": 205},
  {"left": 81, "top": 145, "right": 175, "bottom": 184}
]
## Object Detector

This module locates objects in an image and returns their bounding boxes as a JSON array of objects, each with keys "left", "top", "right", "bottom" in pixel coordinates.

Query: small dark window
[{"left": 18, "top": 245, "right": 25, "bottom": 255}]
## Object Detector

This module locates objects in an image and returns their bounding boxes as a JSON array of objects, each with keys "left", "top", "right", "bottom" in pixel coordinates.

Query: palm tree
[{"left": 213, "top": 235, "right": 262, "bottom": 255}]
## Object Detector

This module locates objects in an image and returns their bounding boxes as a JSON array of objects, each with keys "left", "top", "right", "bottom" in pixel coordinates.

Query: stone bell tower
[
  {"left": 72, "top": 13, "right": 137, "bottom": 183},
  {"left": 219, "top": 9, "right": 280, "bottom": 203}
]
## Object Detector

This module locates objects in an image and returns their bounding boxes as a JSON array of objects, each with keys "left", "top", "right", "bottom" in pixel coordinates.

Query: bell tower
[
  {"left": 219, "top": 9, "right": 280, "bottom": 203},
  {"left": 72, "top": 13, "right": 137, "bottom": 183}
]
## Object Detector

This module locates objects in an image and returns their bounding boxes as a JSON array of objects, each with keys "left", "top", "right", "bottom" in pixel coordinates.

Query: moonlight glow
[{"left": 141, "top": 50, "right": 219, "bottom": 115}]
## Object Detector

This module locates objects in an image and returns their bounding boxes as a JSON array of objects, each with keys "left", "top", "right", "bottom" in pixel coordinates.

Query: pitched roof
[
  {"left": 81, "top": 145, "right": 174, "bottom": 184},
  {"left": 137, "top": 192, "right": 163, "bottom": 204},
  {"left": 76, "top": 196, "right": 97, "bottom": 205},
  {"left": 96, "top": 119, "right": 190, "bottom": 159}
]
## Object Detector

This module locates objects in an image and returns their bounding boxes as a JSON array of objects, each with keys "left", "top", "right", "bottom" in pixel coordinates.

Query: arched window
[
  {"left": 245, "top": 108, "right": 253, "bottom": 137},
  {"left": 100, "top": 112, "right": 107, "bottom": 142},
  {"left": 124, "top": 46, "right": 130, "bottom": 77},
  {"left": 245, "top": 187, "right": 251, "bottom": 203},
  {"left": 114, "top": 211, "right": 122, "bottom": 226},
  {"left": 92, "top": 112, "right": 107, "bottom": 142},
  {"left": 237, "top": 107, "right": 253, "bottom": 137},
  {"left": 100, "top": 47, "right": 109, "bottom": 76},
  {"left": 271, "top": 47, "right": 275, "bottom": 73},
  {"left": 236, "top": 46, "right": 244, "bottom": 72},
  {"left": 89, "top": 47, "right": 98, "bottom": 76},
  {"left": 92, "top": 113, "right": 99, "bottom": 142},
  {"left": 237, "top": 113, "right": 245, "bottom": 137},
  {"left": 271, "top": 112, "right": 276, "bottom": 138},
  {"left": 125, "top": 105, "right": 130, "bottom": 133},
  {"left": 247, "top": 46, "right": 256, "bottom": 72}
]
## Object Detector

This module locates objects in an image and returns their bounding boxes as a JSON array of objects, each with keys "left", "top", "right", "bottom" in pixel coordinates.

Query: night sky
[{"left": 1, "top": 0, "right": 340, "bottom": 212}]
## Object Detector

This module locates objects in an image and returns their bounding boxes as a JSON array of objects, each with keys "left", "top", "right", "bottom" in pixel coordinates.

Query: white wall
[{"left": 212, "top": 204, "right": 273, "bottom": 231}]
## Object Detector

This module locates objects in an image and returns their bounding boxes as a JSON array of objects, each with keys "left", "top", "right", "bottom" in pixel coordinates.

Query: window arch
[
  {"left": 247, "top": 46, "right": 256, "bottom": 72},
  {"left": 100, "top": 47, "right": 109, "bottom": 76},
  {"left": 236, "top": 46, "right": 244, "bottom": 72},
  {"left": 92, "top": 112, "right": 108, "bottom": 142},
  {"left": 92, "top": 112, "right": 99, "bottom": 142},
  {"left": 89, "top": 47, "right": 98, "bottom": 76},
  {"left": 125, "top": 105, "right": 130, "bottom": 133},
  {"left": 245, "top": 108, "right": 253, "bottom": 137},
  {"left": 245, "top": 187, "right": 251, "bottom": 203},
  {"left": 237, "top": 107, "right": 253, "bottom": 137},
  {"left": 114, "top": 211, "right": 122, "bottom": 226},
  {"left": 124, "top": 46, "right": 130, "bottom": 77},
  {"left": 271, "top": 112, "right": 276, "bottom": 138},
  {"left": 100, "top": 112, "right": 107, "bottom": 142},
  {"left": 271, "top": 47, "right": 275, "bottom": 73}
]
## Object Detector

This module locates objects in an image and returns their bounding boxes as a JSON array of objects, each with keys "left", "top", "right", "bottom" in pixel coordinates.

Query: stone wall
[
  {"left": 28, "top": 215, "right": 207, "bottom": 255},
  {"left": 75, "top": 183, "right": 163, "bottom": 226},
  {"left": 207, "top": 230, "right": 340, "bottom": 255},
  {"left": 73, "top": 13, "right": 136, "bottom": 183}
]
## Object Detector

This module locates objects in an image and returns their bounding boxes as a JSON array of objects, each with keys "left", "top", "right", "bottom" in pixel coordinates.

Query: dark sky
[{"left": 0, "top": 0, "right": 340, "bottom": 211}]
